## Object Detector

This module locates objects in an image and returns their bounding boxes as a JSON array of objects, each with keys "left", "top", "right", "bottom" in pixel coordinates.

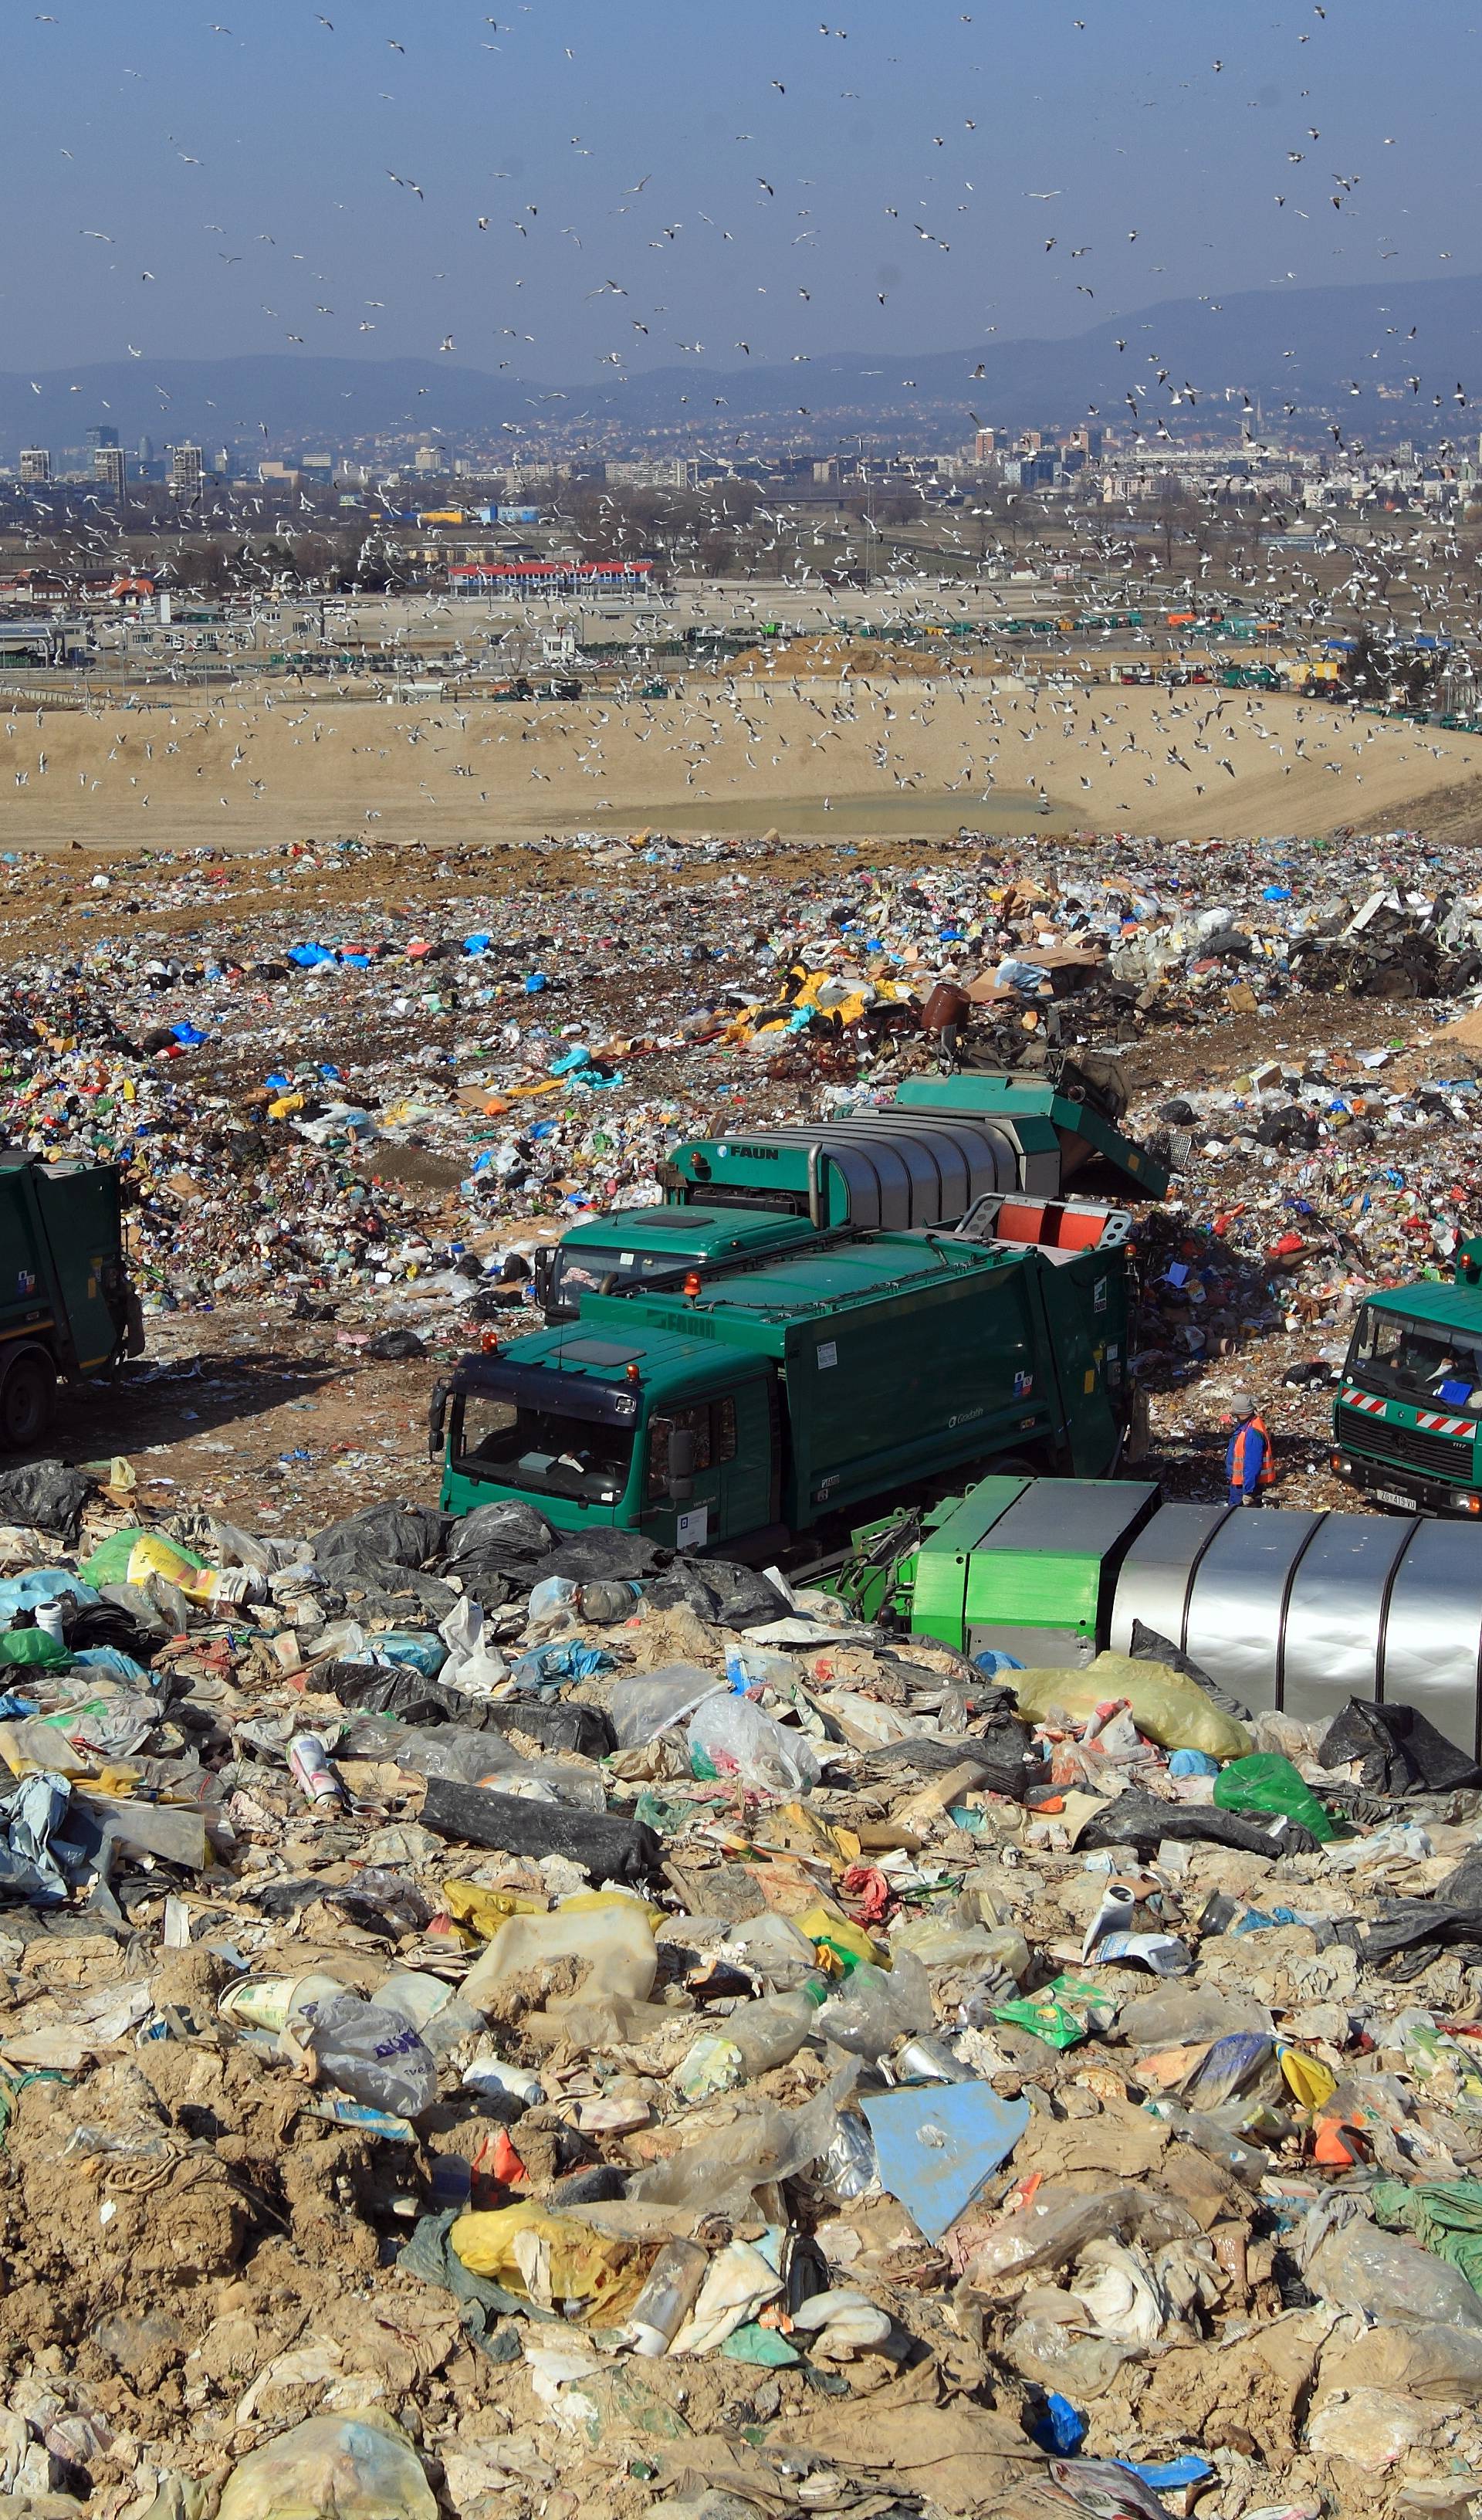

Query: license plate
[{"left": 1373, "top": 1489, "right": 1416, "bottom": 1509}]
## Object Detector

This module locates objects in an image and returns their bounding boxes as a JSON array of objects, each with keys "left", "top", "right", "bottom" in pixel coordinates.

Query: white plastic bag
[
  {"left": 688, "top": 1692, "right": 822, "bottom": 1793},
  {"left": 610, "top": 1663, "right": 723, "bottom": 1750}
]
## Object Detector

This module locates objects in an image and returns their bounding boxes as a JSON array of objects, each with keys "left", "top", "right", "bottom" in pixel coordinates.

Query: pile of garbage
[
  {"left": 0, "top": 1466, "right": 1478, "bottom": 2518},
  {"left": 2, "top": 831, "right": 1480, "bottom": 1370}
]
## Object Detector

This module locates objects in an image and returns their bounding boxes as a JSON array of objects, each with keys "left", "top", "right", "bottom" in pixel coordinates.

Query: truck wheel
[
  {"left": 983, "top": 1453, "right": 1038, "bottom": 1478},
  {"left": 0, "top": 1350, "right": 56, "bottom": 1450}
]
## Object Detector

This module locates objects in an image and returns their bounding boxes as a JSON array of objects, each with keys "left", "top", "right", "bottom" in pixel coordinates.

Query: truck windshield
[
  {"left": 550, "top": 1245, "right": 689, "bottom": 1312},
  {"left": 455, "top": 1390, "right": 632, "bottom": 1503},
  {"left": 1351, "top": 1308, "right": 1482, "bottom": 1413}
]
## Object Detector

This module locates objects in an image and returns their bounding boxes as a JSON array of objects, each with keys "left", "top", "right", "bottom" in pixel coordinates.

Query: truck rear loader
[
  {"left": 834, "top": 1468, "right": 1482, "bottom": 1766},
  {"left": 536, "top": 1068, "right": 1166, "bottom": 1320}
]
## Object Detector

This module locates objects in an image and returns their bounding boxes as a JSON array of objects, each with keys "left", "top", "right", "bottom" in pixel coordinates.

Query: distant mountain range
[{"left": 7, "top": 270, "right": 1482, "bottom": 458}]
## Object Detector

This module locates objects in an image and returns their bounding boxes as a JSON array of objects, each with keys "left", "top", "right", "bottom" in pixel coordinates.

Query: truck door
[{"left": 644, "top": 1370, "right": 777, "bottom": 1553}]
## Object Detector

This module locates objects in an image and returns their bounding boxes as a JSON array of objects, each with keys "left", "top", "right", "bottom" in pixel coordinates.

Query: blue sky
[{"left": 4, "top": 0, "right": 1478, "bottom": 378}]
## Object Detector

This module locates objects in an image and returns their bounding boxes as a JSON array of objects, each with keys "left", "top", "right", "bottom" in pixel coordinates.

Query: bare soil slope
[{"left": 0, "top": 677, "right": 1477, "bottom": 846}]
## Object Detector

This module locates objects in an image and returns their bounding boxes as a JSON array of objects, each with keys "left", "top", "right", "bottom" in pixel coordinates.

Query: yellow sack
[
  {"left": 449, "top": 2200, "right": 652, "bottom": 2324},
  {"left": 1010, "top": 1652, "right": 1252, "bottom": 1763}
]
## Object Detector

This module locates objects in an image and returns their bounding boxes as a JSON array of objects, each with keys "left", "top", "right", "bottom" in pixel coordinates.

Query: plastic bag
[
  {"left": 688, "top": 1692, "right": 821, "bottom": 1793},
  {"left": 816, "top": 1955, "right": 934, "bottom": 2060},
  {"left": 300, "top": 1991, "right": 440, "bottom": 2120},
  {"left": 1179, "top": 2032, "right": 1275, "bottom": 2109},
  {"left": 1213, "top": 1753, "right": 1334, "bottom": 1843},
  {"left": 448, "top": 2199, "right": 653, "bottom": 2324},
  {"left": 1307, "top": 2219, "right": 1482, "bottom": 2330},
  {"left": 726, "top": 1641, "right": 799, "bottom": 1692},
  {"left": 526, "top": 1577, "right": 580, "bottom": 1633},
  {"left": 892, "top": 1917, "right": 1031, "bottom": 1982},
  {"left": 627, "top": 2068, "right": 856, "bottom": 2219},
  {"left": 462, "top": 1897, "right": 658, "bottom": 2013},
  {"left": 609, "top": 1663, "right": 723, "bottom": 1750},
  {"left": 1117, "top": 1986, "right": 1274, "bottom": 2049},
  {"left": 338, "top": 1716, "right": 606, "bottom": 1809},
  {"left": 1011, "top": 1653, "right": 1253, "bottom": 1762},
  {"left": 217, "top": 2413, "right": 436, "bottom": 2520},
  {"left": 961, "top": 2186, "right": 1199, "bottom": 2289},
  {"left": 993, "top": 1973, "right": 1115, "bottom": 2051}
]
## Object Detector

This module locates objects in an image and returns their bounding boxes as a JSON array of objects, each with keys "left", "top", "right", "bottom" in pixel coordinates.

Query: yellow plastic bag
[
  {"left": 449, "top": 2200, "right": 653, "bottom": 2324},
  {"left": 796, "top": 1902, "right": 885, "bottom": 1973},
  {"left": 1280, "top": 2048, "right": 1338, "bottom": 2112},
  {"left": 1010, "top": 1653, "right": 1253, "bottom": 1763},
  {"left": 442, "top": 1882, "right": 546, "bottom": 1938}
]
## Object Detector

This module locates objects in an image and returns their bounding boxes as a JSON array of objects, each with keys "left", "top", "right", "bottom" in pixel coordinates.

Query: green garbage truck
[
  {"left": 534, "top": 1070, "right": 1166, "bottom": 1321},
  {"left": 1331, "top": 1248, "right": 1482, "bottom": 1517},
  {"left": 431, "top": 1190, "right": 1142, "bottom": 1562},
  {"left": 0, "top": 1150, "right": 143, "bottom": 1445}
]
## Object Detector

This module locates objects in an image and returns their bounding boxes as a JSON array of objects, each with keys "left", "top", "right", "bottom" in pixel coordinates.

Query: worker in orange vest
[{"left": 1226, "top": 1394, "right": 1274, "bottom": 1507}]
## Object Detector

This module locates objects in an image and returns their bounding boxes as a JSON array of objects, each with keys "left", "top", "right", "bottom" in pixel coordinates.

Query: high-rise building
[
  {"left": 93, "top": 447, "right": 127, "bottom": 500},
  {"left": 973, "top": 427, "right": 998, "bottom": 461},
  {"left": 86, "top": 425, "right": 121, "bottom": 453},
  {"left": 19, "top": 449, "right": 51, "bottom": 484},
  {"left": 414, "top": 443, "right": 443, "bottom": 474},
  {"left": 137, "top": 433, "right": 154, "bottom": 462},
  {"left": 170, "top": 444, "right": 204, "bottom": 501}
]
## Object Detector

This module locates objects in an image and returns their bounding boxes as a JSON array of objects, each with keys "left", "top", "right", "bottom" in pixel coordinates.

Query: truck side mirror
[
  {"left": 533, "top": 1246, "right": 554, "bottom": 1311},
  {"left": 667, "top": 1427, "right": 697, "bottom": 1502},
  {"left": 428, "top": 1378, "right": 451, "bottom": 1462}
]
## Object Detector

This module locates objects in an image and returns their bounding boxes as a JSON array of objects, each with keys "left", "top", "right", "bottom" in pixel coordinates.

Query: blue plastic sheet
[
  {"left": 861, "top": 2081, "right": 1029, "bottom": 2242},
  {"left": 513, "top": 1639, "right": 618, "bottom": 1694},
  {"left": 0, "top": 1572, "right": 96, "bottom": 1621}
]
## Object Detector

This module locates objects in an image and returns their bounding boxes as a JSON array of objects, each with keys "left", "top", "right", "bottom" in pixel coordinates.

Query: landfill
[{"left": 4, "top": 825, "right": 1482, "bottom": 2518}]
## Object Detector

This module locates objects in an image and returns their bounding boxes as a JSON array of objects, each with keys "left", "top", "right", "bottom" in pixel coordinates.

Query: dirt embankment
[{"left": 0, "top": 679, "right": 1477, "bottom": 847}]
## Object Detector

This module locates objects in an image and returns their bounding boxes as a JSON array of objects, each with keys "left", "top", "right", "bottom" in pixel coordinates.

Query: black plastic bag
[
  {"left": 1318, "top": 1697, "right": 1482, "bottom": 1793},
  {"left": 645, "top": 1556, "right": 792, "bottom": 1629},
  {"left": 1077, "top": 1793, "right": 1321, "bottom": 1858},
  {"left": 532, "top": 1529, "right": 662, "bottom": 1584},
  {"left": 313, "top": 1499, "right": 449, "bottom": 1572},
  {"left": 445, "top": 1498, "right": 555, "bottom": 1574},
  {"left": 62, "top": 1597, "right": 160, "bottom": 1662},
  {"left": 365, "top": 1328, "right": 428, "bottom": 1362},
  {"left": 0, "top": 1459, "right": 92, "bottom": 1542}
]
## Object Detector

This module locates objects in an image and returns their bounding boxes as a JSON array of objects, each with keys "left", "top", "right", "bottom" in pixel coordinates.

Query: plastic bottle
[
  {"left": 624, "top": 2238, "right": 709, "bottom": 2356},
  {"left": 678, "top": 1983, "right": 829, "bottom": 2097},
  {"left": 1149, "top": 2099, "right": 1269, "bottom": 2188},
  {"left": 817, "top": 1955, "right": 935, "bottom": 2061},
  {"left": 724, "top": 1979, "right": 827, "bottom": 2077}
]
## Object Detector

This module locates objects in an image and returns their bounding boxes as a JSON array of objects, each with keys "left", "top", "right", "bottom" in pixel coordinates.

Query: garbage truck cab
[
  {"left": 1333, "top": 1268, "right": 1482, "bottom": 1516},
  {"left": 533, "top": 1208, "right": 820, "bottom": 1322}
]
